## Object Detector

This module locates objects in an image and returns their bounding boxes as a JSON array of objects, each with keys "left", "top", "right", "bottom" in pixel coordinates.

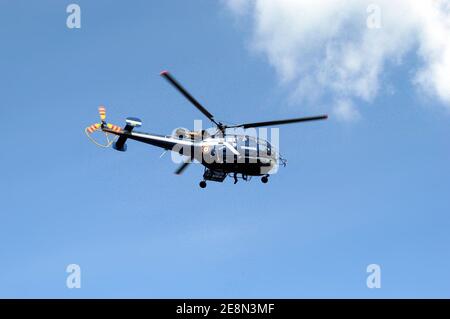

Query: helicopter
[{"left": 85, "top": 71, "right": 328, "bottom": 188}]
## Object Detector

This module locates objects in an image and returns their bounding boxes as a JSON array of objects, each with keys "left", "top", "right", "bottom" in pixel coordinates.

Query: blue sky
[{"left": 0, "top": 0, "right": 449, "bottom": 298}]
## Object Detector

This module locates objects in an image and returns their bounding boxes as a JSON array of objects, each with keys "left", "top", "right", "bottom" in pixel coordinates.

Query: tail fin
[{"left": 112, "top": 117, "right": 142, "bottom": 152}]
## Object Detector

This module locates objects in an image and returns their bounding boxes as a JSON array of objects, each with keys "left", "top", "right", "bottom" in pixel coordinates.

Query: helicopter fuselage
[
  {"left": 198, "top": 134, "right": 278, "bottom": 176},
  {"left": 105, "top": 127, "right": 280, "bottom": 177}
]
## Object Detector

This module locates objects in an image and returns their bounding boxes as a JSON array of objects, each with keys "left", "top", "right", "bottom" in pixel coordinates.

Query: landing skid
[{"left": 199, "top": 169, "right": 269, "bottom": 188}]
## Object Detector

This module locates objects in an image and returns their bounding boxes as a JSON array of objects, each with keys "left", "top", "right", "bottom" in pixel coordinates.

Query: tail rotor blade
[
  {"left": 106, "top": 123, "right": 122, "bottom": 133},
  {"left": 86, "top": 123, "right": 101, "bottom": 133},
  {"left": 98, "top": 106, "right": 106, "bottom": 122}
]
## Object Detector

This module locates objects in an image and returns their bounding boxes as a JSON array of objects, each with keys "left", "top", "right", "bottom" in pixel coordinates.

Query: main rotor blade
[
  {"left": 174, "top": 161, "right": 191, "bottom": 175},
  {"left": 160, "top": 71, "right": 219, "bottom": 126},
  {"left": 232, "top": 114, "right": 328, "bottom": 129}
]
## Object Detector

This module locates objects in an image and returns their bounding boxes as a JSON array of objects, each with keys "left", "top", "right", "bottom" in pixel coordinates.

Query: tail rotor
[{"left": 85, "top": 106, "right": 121, "bottom": 147}]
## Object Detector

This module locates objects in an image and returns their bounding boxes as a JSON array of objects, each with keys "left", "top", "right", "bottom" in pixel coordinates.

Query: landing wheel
[
  {"left": 261, "top": 176, "right": 269, "bottom": 184},
  {"left": 199, "top": 181, "right": 207, "bottom": 188}
]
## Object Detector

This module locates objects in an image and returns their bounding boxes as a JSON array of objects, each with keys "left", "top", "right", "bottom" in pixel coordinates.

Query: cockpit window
[
  {"left": 257, "top": 138, "right": 272, "bottom": 156},
  {"left": 233, "top": 135, "right": 275, "bottom": 157}
]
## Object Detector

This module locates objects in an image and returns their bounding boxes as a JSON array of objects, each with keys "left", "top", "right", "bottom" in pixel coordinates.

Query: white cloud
[
  {"left": 334, "top": 99, "right": 361, "bottom": 122},
  {"left": 225, "top": 0, "right": 450, "bottom": 121}
]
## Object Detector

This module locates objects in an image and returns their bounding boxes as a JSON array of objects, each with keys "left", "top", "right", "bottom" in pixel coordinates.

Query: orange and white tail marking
[
  {"left": 107, "top": 123, "right": 121, "bottom": 132},
  {"left": 98, "top": 106, "right": 106, "bottom": 121},
  {"left": 86, "top": 123, "right": 101, "bottom": 133}
]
